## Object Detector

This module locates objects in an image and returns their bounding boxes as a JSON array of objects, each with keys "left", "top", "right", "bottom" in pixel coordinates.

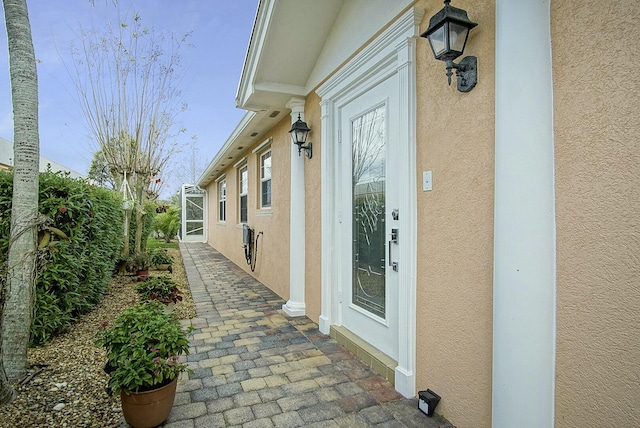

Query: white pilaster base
[
  {"left": 395, "top": 366, "right": 416, "bottom": 398},
  {"left": 282, "top": 300, "right": 306, "bottom": 317},
  {"left": 318, "top": 315, "right": 330, "bottom": 334}
]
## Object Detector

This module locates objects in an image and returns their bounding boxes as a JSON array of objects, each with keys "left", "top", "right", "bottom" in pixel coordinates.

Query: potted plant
[
  {"left": 126, "top": 251, "right": 152, "bottom": 278},
  {"left": 96, "top": 300, "right": 193, "bottom": 428},
  {"left": 136, "top": 275, "right": 182, "bottom": 306},
  {"left": 151, "top": 250, "right": 172, "bottom": 271}
]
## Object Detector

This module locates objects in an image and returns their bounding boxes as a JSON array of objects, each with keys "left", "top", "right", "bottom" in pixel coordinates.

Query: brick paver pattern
[{"left": 159, "top": 243, "right": 455, "bottom": 428}]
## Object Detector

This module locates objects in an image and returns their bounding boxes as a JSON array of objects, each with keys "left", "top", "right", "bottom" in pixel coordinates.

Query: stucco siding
[
  {"left": 205, "top": 117, "right": 293, "bottom": 302},
  {"left": 552, "top": 1, "right": 640, "bottom": 427},
  {"left": 414, "top": 1, "right": 495, "bottom": 427}
]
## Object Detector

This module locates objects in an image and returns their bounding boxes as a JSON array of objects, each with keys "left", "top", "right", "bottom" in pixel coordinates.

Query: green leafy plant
[
  {"left": 96, "top": 300, "right": 193, "bottom": 395},
  {"left": 151, "top": 250, "right": 172, "bottom": 266},
  {"left": 0, "top": 170, "right": 124, "bottom": 345},
  {"left": 152, "top": 206, "right": 180, "bottom": 243},
  {"left": 126, "top": 251, "right": 152, "bottom": 272},
  {"left": 136, "top": 275, "right": 182, "bottom": 304}
]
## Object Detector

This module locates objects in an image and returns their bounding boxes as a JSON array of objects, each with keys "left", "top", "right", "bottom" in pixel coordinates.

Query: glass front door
[{"left": 340, "top": 75, "right": 399, "bottom": 361}]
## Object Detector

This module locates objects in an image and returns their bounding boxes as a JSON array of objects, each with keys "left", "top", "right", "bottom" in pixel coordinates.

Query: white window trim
[
  {"left": 238, "top": 163, "right": 248, "bottom": 224},
  {"left": 218, "top": 179, "right": 227, "bottom": 223},
  {"left": 259, "top": 148, "right": 272, "bottom": 209},
  {"left": 252, "top": 137, "right": 272, "bottom": 154}
]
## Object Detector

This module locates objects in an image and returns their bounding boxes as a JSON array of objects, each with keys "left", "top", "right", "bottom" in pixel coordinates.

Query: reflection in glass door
[{"left": 352, "top": 105, "right": 386, "bottom": 319}]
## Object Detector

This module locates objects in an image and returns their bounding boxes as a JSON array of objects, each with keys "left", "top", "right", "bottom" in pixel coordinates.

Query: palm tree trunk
[
  {"left": 2, "top": 0, "right": 40, "bottom": 385},
  {"left": 0, "top": 277, "right": 16, "bottom": 404}
]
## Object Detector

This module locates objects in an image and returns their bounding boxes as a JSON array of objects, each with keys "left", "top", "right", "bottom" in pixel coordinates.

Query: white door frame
[
  {"left": 181, "top": 184, "right": 207, "bottom": 243},
  {"left": 316, "top": 7, "right": 423, "bottom": 398}
]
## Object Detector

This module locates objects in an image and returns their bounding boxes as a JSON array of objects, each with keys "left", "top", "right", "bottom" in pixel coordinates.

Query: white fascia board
[
  {"left": 236, "top": 0, "right": 275, "bottom": 109},
  {"left": 197, "top": 111, "right": 257, "bottom": 187},
  {"left": 254, "top": 82, "right": 307, "bottom": 97}
]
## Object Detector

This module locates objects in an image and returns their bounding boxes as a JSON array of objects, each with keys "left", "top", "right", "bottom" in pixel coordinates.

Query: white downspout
[{"left": 493, "top": 1, "right": 556, "bottom": 427}]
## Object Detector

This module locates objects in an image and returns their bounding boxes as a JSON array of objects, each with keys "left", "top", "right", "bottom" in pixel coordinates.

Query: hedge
[{"left": 0, "top": 171, "right": 124, "bottom": 345}]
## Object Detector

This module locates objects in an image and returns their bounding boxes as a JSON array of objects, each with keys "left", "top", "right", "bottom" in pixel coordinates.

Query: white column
[
  {"left": 283, "top": 97, "right": 306, "bottom": 317},
  {"left": 493, "top": 1, "right": 555, "bottom": 427}
]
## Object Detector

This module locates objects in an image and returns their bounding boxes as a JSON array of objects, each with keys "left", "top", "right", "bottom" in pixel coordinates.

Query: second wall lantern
[
  {"left": 289, "top": 114, "right": 312, "bottom": 159},
  {"left": 421, "top": 0, "right": 478, "bottom": 92}
]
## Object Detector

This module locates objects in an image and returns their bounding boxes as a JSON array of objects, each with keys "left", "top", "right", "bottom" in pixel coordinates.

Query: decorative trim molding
[
  {"left": 316, "top": 7, "right": 423, "bottom": 398},
  {"left": 252, "top": 137, "right": 273, "bottom": 154},
  {"left": 233, "top": 157, "right": 247, "bottom": 169}
]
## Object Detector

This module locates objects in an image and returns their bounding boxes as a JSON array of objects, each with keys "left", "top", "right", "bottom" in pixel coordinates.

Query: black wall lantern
[
  {"left": 289, "top": 114, "right": 312, "bottom": 159},
  {"left": 421, "top": 0, "right": 478, "bottom": 92}
]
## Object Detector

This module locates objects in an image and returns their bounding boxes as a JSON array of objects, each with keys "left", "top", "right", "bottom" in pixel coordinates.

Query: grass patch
[{"left": 147, "top": 237, "right": 179, "bottom": 251}]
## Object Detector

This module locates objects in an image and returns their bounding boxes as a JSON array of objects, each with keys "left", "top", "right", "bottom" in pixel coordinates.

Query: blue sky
[{"left": 1, "top": 0, "right": 258, "bottom": 196}]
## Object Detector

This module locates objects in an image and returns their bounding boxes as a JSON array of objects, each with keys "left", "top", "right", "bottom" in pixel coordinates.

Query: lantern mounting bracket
[
  {"left": 297, "top": 142, "right": 312, "bottom": 159},
  {"left": 446, "top": 56, "right": 477, "bottom": 92}
]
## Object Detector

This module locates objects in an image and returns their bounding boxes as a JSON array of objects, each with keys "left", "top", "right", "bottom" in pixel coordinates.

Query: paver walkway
[{"left": 161, "top": 242, "right": 455, "bottom": 427}]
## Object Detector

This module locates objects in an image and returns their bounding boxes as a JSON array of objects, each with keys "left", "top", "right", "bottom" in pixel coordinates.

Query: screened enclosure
[{"left": 180, "top": 184, "right": 207, "bottom": 243}]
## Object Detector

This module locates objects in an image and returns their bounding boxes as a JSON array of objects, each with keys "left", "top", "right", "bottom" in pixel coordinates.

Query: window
[
  {"left": 239, "top": 165, "right": 248, "bottom": 223},
  {"left": 218, "top": 179, "right": 226, "bottom": 222},
  {"left": 260, "top": 150, "right": 272, "bottom": 208}
]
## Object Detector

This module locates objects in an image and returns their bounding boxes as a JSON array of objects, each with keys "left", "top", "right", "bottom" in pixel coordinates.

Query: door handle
[{"left": 388, "top": 228, "right": 399, "bottom": 269}]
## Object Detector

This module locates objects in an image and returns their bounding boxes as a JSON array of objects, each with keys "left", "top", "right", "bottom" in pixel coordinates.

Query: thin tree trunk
[
  {"left": 2, "top": 0, "right": 40, "bottom": 384},
  {"left": 0, "top": 274, "right": 16, "bottom": 404}
]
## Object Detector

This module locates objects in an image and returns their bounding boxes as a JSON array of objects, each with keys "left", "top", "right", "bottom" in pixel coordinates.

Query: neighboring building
[
  {"left": 197, "top": 1, "right": 639, "bottom": 427},
  {"left": 0, "top": 136, "right": 86, "bottom": 178}
]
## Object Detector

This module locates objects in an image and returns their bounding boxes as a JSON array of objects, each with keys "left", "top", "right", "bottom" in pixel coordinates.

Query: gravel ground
[{"left": 0, "top": 247, "right": 196, "bottom": 428}]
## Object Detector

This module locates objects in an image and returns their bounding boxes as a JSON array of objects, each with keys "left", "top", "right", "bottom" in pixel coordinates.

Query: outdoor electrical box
[{"left": 242, "top": 224, "right": 252, "bottom": 246}]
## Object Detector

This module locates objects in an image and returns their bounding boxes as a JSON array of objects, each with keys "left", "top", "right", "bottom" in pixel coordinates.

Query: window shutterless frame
[
  {"left": 260, "top": 149, "right": 272, "bottom": 208},
  {"left": 218, "top": 179, "right": 226, "bottom": 222},
  {"left": 239, "top": 165, "right": 248, "bottom": 223}
]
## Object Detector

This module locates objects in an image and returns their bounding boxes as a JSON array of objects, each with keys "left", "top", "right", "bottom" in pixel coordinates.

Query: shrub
[
  {"left": 0, "top": 170, "right": 124, "bottom": 345},
  {"left": 126, "top": 251, "right": 152, "bottom": 272},
  {"left": 151, "top": 250, "right": 172, "bottom": 266},
  {"left": 135, "top": 275, "right": 182, "bottom": 304}
]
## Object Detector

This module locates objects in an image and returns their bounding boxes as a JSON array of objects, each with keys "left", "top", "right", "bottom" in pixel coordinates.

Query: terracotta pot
[{"left": 120, "top": 378, "right": 178, "bottom": 428}]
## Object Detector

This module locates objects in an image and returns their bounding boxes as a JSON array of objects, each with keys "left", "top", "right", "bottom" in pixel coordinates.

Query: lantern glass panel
[
  {"left": 449, "top": 22, "right": 469, "bottom": 52},
  {"left": 429, "top": 25, "right": 447, "bottom": 57},
  {"left": 292, "top": 128, "right": 307, "bottom": 145}
]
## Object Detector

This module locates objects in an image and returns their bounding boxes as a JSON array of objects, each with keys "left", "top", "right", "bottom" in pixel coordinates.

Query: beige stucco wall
[
  {"left": 205, "top": 116, "right": 293, "bottom": 302},
  {"left": 552, "top": 1, "right": 640, "bottom": 427},
  {"left": 414, "top": 1, "right": 495, "bottom": 427}
]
